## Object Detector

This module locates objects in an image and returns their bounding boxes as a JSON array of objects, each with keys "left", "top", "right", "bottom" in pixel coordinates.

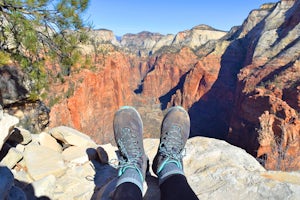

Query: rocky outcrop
[
  {"left": 171, "top": 25, "right": 227, "bottom": 50},
  {"left": 0, "top": 66, "right": 28, "bottom": 105},
  {"left": 80, "top": 29, "right": 121, "bottom": 54},
  {"left": 256, "top": 110, "right": 300, "bottom": 170},
  {"left": 121, "top": 31, "right": 165, "bottom": 56},
  {"left": 0, "top": 122, "right": 102, "bottom": 199},
  {"left": 1, "top": 114, "right": 300, "bottom": 199},
  {"left": 4, "top": 99, "right": 50, "bottom": 134},
  {"left": 0, "top": 65, "right": 50, "bottom": 134},
  {"left": 142, "top": 47, "right": 199, "bottom": 98},
  {"left": 90, "top": 29, "right": 120, "bottom": 46},
  {"left": 283, "top": 85, "right": 300, "bottom": 113},
  {"left": 0, "top": 113, "right": 19, "bottom": 150}
]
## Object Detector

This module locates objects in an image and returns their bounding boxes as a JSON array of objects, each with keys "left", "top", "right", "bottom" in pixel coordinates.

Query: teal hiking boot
[
  {"left": 113, "top": 106, "right": 148, "bottom": 191},
  {"left": 152, "top": 106, "right": 190, "bottom": 179}
]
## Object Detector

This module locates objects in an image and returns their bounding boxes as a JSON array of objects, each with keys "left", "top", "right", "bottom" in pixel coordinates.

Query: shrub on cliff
[{"left": 258, "top": 111, "right": 300, "bottom": 171}]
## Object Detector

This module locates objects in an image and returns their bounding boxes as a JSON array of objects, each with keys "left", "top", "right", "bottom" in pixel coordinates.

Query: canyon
[{"left": 1, "top": 0, "right": 299, "bottom": 170}]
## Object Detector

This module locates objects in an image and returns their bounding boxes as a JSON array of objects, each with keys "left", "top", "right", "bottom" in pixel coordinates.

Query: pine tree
[{"left": 0, "top": 0, "right": 90, "bottom": 99}]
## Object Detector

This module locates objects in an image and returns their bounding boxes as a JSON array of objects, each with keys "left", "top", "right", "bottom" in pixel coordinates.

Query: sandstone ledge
[{"left": 1, "top": 122, "right": 299, "bottom": 199}]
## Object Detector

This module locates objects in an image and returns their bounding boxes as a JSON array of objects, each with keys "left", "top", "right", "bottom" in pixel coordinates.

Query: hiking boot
[
  {"left": 152, "top": 106, "right": 190, "bottom": 177},
  {"left": 113, "top": 106, "right": 148, "bottom": 189}
]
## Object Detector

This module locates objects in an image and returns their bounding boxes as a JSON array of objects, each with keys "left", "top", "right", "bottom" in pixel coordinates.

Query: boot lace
[
  {"left": 116, "top": 127, "right": 143, "bottom": 172},
  {"left": 159, "top": 125, "right": 185, "bottom": 161}
]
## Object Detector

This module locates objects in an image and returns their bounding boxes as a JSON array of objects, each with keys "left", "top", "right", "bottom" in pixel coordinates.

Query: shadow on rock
[
  {"left": 15, "top": 180, "right": 51, "bottom": 200},
  {"left": 0, "top": 166, "right": 50, "bottom": 200},
  {"left": 89, "top": 146, "right": 118, "bottom": 199},
  {"left": 89, "top": 147, "right": 161, "bottom": 200}
]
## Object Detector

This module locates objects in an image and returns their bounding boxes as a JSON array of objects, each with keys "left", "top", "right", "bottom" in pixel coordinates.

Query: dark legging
[
  {"left": 113, "top": 174, "right": 198, "bottom": 200},
  {"left": 112, "top": 182, "right": 142, "bottom": 200}
]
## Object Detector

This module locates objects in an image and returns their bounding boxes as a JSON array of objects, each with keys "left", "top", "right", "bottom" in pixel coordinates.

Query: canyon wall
[
  {"left": 48, "top": 24, "right": 228, "bottom": 144},
  {"left": 228, "top": 0, "right": 300, "bottom": 170}
]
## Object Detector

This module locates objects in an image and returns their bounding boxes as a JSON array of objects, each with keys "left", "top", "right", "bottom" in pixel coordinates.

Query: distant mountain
[{"left": 82, "top": 25, "right": 227, "bottom": 56}]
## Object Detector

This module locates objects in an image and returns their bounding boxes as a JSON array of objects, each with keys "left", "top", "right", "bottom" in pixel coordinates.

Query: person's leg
[
  {"left": 112, "top": 182, "right": 142, "bottom": 200},
  {"left": 152, "top": 106, "right": 199, "bottom": 200},
  {"left": 160, "top": 174, "right": 198, "bottom": 200},
  {"left": 112, "top": 106, "right": 148, "bottom": 200}
]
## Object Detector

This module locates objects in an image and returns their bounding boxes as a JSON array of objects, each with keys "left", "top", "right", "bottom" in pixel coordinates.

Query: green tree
[{"left": 0, "top": 0, "right": 90, "bottom": 99}]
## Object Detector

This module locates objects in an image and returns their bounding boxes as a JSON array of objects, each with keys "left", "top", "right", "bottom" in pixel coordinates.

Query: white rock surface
[
  {"left": 49, "top": 126, "right": 97, "bottom": 147},
  {"left": 54, "top": 162, "right": 97, "bottom": 200},
  {"left": 0, "top": 147, "right": 23, "bottom": 169},
  {"left": 39, "top": 132, "right": 62, "bottom": 152},
  {"left": 96, "top": 137, "right": 300, "bottom": 200},
  {"left": 0, "top": 104, "right": 3, "bottom": 120},
  {"left": 62, "top": 146, "right": 90, "bottom": 164},
  {"left": 23, "top": 145, "right": 67, "bottom": 180},
  {"left": 0, "top": 114, "right": 19, "bottom": 150},
  {"left": 30, "top": 175, "right": 56, "bottom": 198}
]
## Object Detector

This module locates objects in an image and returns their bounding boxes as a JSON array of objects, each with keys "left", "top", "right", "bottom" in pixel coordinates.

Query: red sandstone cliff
[{"left": 49, "top": 51, "right": 143, "bottom": 143}]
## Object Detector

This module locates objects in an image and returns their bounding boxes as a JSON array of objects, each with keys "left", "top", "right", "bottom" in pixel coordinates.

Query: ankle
[
  {"left": 116, "top": 168, "right": 144, "bottom": 192},
  {"left": 157, "top": 161, "right": 184, "bottom": 185}
]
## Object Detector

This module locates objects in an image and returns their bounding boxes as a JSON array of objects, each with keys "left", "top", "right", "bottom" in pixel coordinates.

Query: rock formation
[
  {"left": 121, "top": 31, "right": 165, "bottom": 56},
  {"left": 0, "top": 65, "right": 50, "bottom": 134},
  {"left": 0, "top": 66, "right": 28, "bottom": 105},
  {"left": 0, "top": 113, "right": 300, "bottom": 199},
  {"left": 49, "top": 51, "right": 143, "bottom": 144}
]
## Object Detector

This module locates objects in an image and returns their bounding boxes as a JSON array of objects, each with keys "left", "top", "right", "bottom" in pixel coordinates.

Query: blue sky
[{"left": 86, "top": 0, "right": 278, "bottom": 36}]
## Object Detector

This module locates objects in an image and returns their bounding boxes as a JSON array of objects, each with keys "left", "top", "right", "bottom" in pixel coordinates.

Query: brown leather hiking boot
[
  {"left": 113, "top": 106, "right": 148, "bottom": 184},
  {"left": 152, "top": 106, "right": 190, "bottom": 176}
]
